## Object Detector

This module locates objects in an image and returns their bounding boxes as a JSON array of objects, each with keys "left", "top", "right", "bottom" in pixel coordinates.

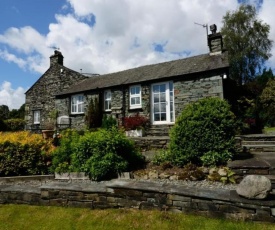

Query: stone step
[
  {"left": 242, "top": 145, "right": 275, "bottom": 152},
  {"left": 242, "top": 141, "right": 275, "bottom": 145},
  {"left": 146, "top": 125, "right": 173, "bottom": 137}
]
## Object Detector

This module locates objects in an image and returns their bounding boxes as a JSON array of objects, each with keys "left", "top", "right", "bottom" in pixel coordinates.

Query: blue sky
[{"left": 0, "top": 0, "right": 274, "bottom": 109}]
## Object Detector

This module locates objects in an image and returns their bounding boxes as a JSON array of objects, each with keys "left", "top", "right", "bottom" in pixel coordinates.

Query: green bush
[
  {"left": 0, "top": 119, "right": 7, "bottom": 131},
  {"left": 169, "top": 97, "right": 236, "bottom": 167},
  {"left": 51, "top": 128, "right": 144, "bottom": 180},
  {"left": 51, "top": 129, "right": 80, "bottom": 173},
  {"left": 101, "top": 115, "right": 117, "bottom": 129},
  {"left": 85, "top": 97, "right": 102, "bottom": 129},
  {"left": 0, "top": 131, "right": 53, "bottom": 176},
  {"left": 152, "top": 150, "right": 172, "bottom": 166},
  {"left": 4, "top": 118, "right": 25, "bottom": 131}
]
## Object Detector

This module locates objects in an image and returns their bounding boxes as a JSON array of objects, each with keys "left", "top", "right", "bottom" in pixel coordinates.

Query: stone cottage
[
  {"left": 25, "top": 50, "right": 88, "bottom": 130},
  {"left": 25, "top": 30, "right": 230, "bottom": 134}
]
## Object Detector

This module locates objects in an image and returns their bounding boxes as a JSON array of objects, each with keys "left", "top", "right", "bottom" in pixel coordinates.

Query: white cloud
[
  {"left": 0, "top": 50, "right": 27, "bottom": 69},
  {"left": 0, "top": 81, "right": 26, "bottom": 110},
  {"left": 0, "top": 0, "right": 274, "bottom": 109}
]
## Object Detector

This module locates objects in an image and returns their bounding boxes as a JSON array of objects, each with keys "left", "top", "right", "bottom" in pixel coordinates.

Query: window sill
[
  {"left": 70, "top": 112, "right": 84, "bottom": 116},
  {"left": 129, "top": 106, "right": 142, "bottom": 110}
]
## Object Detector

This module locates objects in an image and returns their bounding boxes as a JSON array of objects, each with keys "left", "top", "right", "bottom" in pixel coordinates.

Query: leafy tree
[
  {"left": 9, "top": 104, "right": 25, "bottom": 119},
  {"left": 0, "top": 105, "right": 9, "bottom": 120},
  {"left": 260, "top": 79, "right": 275, "bottom": 126},
  {"left": 221, "top": 4, "right": 273, "bottom": 85}
]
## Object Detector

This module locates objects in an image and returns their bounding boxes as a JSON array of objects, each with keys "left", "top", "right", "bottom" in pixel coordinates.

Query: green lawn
[
  {"left": 263, "top": 127, "right": 275, "bottom": 134},
  {"left": 0, "top": 205, "right": 274, "bottom": 230}
]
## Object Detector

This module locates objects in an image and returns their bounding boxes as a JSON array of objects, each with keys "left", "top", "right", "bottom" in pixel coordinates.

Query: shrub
[
  {"left": 152, "top": 150, "right": 172, "bottom": 166},
  {"left": 169, "top": 97, "right": 236, "bottom": 167},
  {"left": 123, "top": 113, "right": 149, "bottom": 131},
  {"left": 51, "top": 129, "right": 80, "bottom": 173},
  {"left": 4, "top": 118, "right": 25, "bottom": 131},
  {"left": 0, "top": 119, "right": 7, "bottom": 131},
  {"left": 101, "top": 115, "right": 117, "bottom": 129},
  {"left": 51, "top": 128, "right": 144, "bottom": 180},
  {"left": 0, "top": 131, "right": 54, "bottom": 176},
  {"left": 85, "top": 97, "right": 102, "bottom": 129}
]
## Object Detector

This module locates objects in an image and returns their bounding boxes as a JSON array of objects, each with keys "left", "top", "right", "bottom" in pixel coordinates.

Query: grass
[
  {"left": 264, "top": 127, "right": 275, "bottom": 132},
  {"left": 0, "top": 205, "right": 274, "bottom": 230}
]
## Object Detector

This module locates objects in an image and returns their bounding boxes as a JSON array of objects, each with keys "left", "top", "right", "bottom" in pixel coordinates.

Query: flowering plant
[{"left": 123, "top": 113, "right": 149, "bottom": 131}]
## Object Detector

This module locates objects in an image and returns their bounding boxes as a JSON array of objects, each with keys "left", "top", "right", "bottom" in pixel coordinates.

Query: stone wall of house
[
  {"left": 174, "top": 74, "right": 223, "bottom": 118},
  {"left": 55, "top": 93, "right": 100, "bottom": 130},
  {"left": 54, "top": 72, "right": 224, "bottom": 130},
  {"left": 0, "top": 180, "right": 274, "bottom": 223},
  {"left": 25, "top": 63, "right": 87, "bottom": 130}
]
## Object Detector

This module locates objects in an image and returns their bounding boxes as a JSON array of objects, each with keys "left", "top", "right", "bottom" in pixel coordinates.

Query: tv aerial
[
  {"left": 194, "top": 22, "right": 208, "bottom": 36},
  {"left": 49, "top": 46, "right": 60, "bottom": 51}
]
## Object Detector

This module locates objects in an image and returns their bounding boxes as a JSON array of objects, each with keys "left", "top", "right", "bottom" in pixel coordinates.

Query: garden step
[
  {"left": 242, "top": 141, "right": 275, "bottom": 145},
  {"left": 146, "top": 125, "right": 173, "bottom": 137},
  {"left": 241, "top": 140, "right": 275, "bottom": 152}
]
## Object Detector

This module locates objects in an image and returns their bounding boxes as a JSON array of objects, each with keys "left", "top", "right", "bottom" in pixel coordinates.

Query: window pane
[
  {"left": 154, "top": 105, "right": 159, "bottom": 113},
  {"left": 160, "top": 93, "right": 166, "bottom": 102},
  {"left": 153, "top": 85, "right": 159, "bottom": 93},
  {"left": 78, "top": 104, "right": 83, "bottom": 113},
  {"left": 160, "top": 102, "right": 166, "bottom": 112},
  {"left": 136, "top": 87, "right": 140, "bottom": 94},
  {"left": 160, "top": 84, "right": 165, "bottom": 92},
  {"left": 161, "top": 113, "right": 166, "bottom": 121},
  {"left": 131, "top": 87, "right": 135, "bottom": 95},
  {"left": 131, "top": 98, "right": 135, "bottom": 105},
  {"left": 136, "top": 97, "right": 140, "bottom": 104},
  {"left": 153, "top": 94, "right": 159, "bottom": 103},
  {"left": 154, "top": 114, "right": 160, "bottom": 121}
]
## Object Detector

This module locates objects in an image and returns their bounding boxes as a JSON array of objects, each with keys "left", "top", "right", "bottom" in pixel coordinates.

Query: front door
[{"left": 151, "top": 81, "right": 175, "bottom": 124}]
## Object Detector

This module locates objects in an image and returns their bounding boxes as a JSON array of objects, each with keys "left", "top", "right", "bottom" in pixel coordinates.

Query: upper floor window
[
  {"left": 71, "top": 94, "right": 84, "bottom": 114},
  {"left": 130, "top": 85, "right": 141, "bottom": 109},
  {"left": 104, "top": 90, "right": 112, "bottom": 111},
  {"left": 33, "top": 110, "right": 40, "bottom": 124}
]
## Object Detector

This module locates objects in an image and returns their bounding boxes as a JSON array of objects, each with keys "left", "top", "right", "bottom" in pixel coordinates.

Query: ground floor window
[
  {"left": 129, "top": 85, "right": 142, "bottom": 109},
  {"left": 33, "top": 110, "right": 40, "bottom": 124},
  {"left": 71, "top": 94, "right": 84, "bottom": 114},
  {"left": 104, "top": 90, "right": 112, "bottom": 111}
]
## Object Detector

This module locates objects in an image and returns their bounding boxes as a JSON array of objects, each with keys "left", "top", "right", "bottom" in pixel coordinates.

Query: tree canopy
[
  {"left": 260, "top": 79, "right": 275, "bottom": 126},
  {"left": 221, "top": 4, "right": 273, "bottom": 85}
]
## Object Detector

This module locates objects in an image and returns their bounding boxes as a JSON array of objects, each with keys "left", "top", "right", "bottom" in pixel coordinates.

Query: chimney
[
  {"left": 50, "top": 50, "right": 64, "bottom": 66},
  {"left": 208, "top": 24, "right": 223, "bottom": 55}
]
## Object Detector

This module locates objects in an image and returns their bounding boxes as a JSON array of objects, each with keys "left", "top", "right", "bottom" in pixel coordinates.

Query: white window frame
[
  {"left": 71, "top": 94, "right": 84, "bottom": 114},
  {"left": 104, "top": 90, "right": 112, "bottom": 111},
  {"left": 129, "top": 85, "right": 142, "bottom": 109},
  {"left": 33, "top": 110, "right": 40, "bottom": 124}
]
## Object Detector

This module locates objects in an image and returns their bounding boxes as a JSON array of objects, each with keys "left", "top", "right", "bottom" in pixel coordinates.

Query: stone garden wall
[{"left": 0, "top": 179, "right": 274, "bottom": 223}]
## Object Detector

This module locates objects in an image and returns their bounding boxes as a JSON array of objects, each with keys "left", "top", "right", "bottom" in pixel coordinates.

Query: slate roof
[{"left": 57, "top": 51, "right": 229, "bottom": 96}]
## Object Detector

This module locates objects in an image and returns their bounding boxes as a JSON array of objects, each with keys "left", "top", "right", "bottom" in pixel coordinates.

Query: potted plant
[{"left": 123, "top": 113, "right": 149, "bottom": 137}]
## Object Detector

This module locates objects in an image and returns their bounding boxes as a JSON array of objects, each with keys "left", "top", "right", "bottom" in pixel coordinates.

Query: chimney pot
[
  {"left": 50, "top": 50, "right": 64, "bottom": 66},
  {"left": 208, "top": 25, "right": 223, "bottom": 55}
]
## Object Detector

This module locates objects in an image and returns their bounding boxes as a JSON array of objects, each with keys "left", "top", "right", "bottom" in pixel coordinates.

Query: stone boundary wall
[{"left": 0, "top": 180, "right": 275, "bottom": 223}]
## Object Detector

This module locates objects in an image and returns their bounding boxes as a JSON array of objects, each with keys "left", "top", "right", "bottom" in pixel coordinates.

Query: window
[
  {"left": 129, "top": 85, "right": 141, "bottom": 109},
  {"left": 104, "top": 90, "right": 112, "bottom": 111},
  {"left": 33, "top": 110, "right": 40, "bottom": 124},
  {"left": 71, "top": 94, "right": 84, "bottom": 114}
]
